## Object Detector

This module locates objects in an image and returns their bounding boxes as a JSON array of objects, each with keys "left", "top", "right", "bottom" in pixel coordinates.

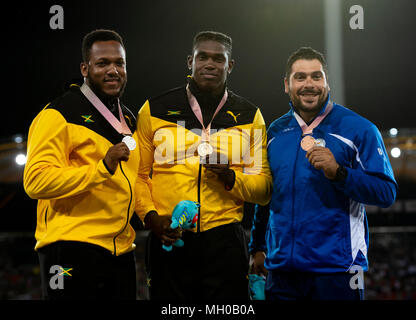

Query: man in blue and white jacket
[{"left": 249, "top": 47, "right": 397, "bottom": 300}]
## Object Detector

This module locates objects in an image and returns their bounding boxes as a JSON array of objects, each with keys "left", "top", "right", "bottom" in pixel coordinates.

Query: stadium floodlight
[
  {"left": 390, "top": 147, "right": 401, "bottom": 158},
  {"left": 15, "top": 154, "right": 27, "bottom": 166},
  {"left": 389, "top": 128, "right": 398, "bottom": 137},
  {"left": 14, "top": 135, "right": 23, "bottom": 144}
]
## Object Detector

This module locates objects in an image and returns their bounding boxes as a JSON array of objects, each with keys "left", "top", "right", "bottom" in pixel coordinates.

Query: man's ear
[
  {"left": 324, "top": 73, "right": 330, "bottom": 91},
  {"left": 284, "top": 77, "right": 289, "bottom": 94},
  {"left": 187, "top": 55, "right": 193, "bottom": 71},
  {"left": 80, "top": 62, "right": 88, "bottom": 78},
  {"left": 227, "top": 59, "right": 235, "bottom": 74}
]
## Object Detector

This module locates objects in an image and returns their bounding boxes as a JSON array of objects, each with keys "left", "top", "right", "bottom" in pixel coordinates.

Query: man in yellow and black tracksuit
[
  {"left": 135, "top": 31, "right": 272, "bottom": 300},
  {"left": 23, "top": 30, "right": 140, "bottom": 299}
]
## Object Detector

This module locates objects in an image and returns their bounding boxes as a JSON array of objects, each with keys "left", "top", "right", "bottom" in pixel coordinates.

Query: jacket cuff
[
  {"left": 102, "top": 159, "right": 115, "bottom": 175},
  {"left": 224, "top": 169, "right": 236, "bottom": 191},
  {"left": 97, "top": 159, "right": 115, "bottom": 177},
  {"left": 331, "top": 166, "right": 349, "bottom": 191},
  {"left": 248, "top": 245, "right": 267, "bottom": 256}
]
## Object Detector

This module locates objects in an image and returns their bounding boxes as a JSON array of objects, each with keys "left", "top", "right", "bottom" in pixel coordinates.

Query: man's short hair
[
  {"left": 192, "top": 31, "right": 232, "bottom": 58},
  {"left": 82, "top": 29, "right": 125, "bottom": 62},
  {"left": 285, "top": 47, "right": 328, "bottom": 80}
]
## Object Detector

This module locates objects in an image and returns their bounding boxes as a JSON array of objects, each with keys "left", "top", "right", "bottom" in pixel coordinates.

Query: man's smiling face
[
  {"left": 285, "top": 59, "right": 330, "bottom": 119},
  {"left": 81, "top": 40, "right": 127, "bottom": 100},
  {"left": 188, "top": 39, "right": 234, "bottom": 95}
]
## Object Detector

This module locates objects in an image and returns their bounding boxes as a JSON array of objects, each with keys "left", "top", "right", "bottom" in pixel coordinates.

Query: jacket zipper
[
  {"left": 197, "top": 163, "right": 202, "bottom": 233},
  {"left": 113, "top": 162, "right": 133, "bottom": 256},
  {"left": 289, "top": 135, "right": 302, "bottom": 268}
]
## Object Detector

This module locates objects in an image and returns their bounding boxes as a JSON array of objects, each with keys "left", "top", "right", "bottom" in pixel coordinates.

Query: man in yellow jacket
[
  {"left": 23, "top": 29, "right": 140, "bottom": 299},
  {"left": 135, "top": 31, "right": 272, "bottom": 300}
]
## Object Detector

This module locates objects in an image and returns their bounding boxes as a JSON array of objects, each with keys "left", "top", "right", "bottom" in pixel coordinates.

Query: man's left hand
[{"left": 306, "top": 146, "right": 339, "bottom": 180}]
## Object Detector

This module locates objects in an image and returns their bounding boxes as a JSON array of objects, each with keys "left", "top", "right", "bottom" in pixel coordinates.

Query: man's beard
[
  {"left": 87, "top": 76, "right": 127, "bottom": 109},
  {"left": 290, "top": 87, "right": 328, "bottom": 115}
]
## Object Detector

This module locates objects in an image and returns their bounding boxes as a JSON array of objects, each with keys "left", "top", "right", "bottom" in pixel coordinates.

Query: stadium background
[{"left": 1, "top": 0, "right": 415, "bottom": 299}]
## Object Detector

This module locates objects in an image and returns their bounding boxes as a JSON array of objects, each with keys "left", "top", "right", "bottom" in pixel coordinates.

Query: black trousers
[
  {"left": 146, "top": 222, "right": 250, "bottom": 301},
  {"left": 38, "top": 241, "right": 136, "bottom": 300}
]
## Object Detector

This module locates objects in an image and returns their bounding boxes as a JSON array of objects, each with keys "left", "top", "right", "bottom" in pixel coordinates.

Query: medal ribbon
[
  {"left": 186, "top": 84, "right": 228, "bottom": 142},
  {"left": 293, "top": 101, "right": 333, "bottom": 136},
  {"left": 80, "top": 83, "right": 132, "bottom": 135}
]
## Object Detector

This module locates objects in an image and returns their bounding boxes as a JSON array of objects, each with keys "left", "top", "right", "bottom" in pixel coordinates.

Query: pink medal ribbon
[
  {"left": 80, "top": 83, "right": 136, "bottom": 150},
  {"left": 293, "top": 101, "right": 333, "bottom": 151},
  {"left": 186, "top": 84, "right": 228, "bottom": 156}
]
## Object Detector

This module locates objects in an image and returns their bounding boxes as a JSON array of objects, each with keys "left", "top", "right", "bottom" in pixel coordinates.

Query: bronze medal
[{"left": 300, "top": 135, "right": 316, "bottom": 151}]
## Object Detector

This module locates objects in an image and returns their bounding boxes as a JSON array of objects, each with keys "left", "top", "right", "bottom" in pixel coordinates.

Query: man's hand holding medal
[{"left": 202, "top": 155, "right": 236, "bottom": 189}]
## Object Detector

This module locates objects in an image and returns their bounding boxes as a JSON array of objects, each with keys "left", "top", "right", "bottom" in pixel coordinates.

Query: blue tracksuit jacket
[{"left": 249, "top": 98, "right": 397, "bottom": 273}]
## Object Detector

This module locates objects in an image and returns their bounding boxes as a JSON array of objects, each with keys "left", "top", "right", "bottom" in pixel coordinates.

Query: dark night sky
[
  {"left": 4, "top": 0, "right": 415, "bottom": 140},
  {"left": 1, "top": 0, "right": 415, "bottom": 231}
]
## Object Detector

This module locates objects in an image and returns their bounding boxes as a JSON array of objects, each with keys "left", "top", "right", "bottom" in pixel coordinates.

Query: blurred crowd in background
[{"left": 1, "top": 230, "right": 415, "bottom": 300}]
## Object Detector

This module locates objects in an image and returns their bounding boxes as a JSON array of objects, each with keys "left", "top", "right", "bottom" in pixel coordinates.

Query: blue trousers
[{"left": 265, "top": 270, "right": 364, "bottom": 300}]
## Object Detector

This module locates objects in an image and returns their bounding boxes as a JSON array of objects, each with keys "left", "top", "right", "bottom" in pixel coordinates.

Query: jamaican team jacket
[
  {"left": 135, "top": 84, "right": 272, "bottom": 232},
  {"left": 23, "top": 85, "right": 140, "bottom": 256}
]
